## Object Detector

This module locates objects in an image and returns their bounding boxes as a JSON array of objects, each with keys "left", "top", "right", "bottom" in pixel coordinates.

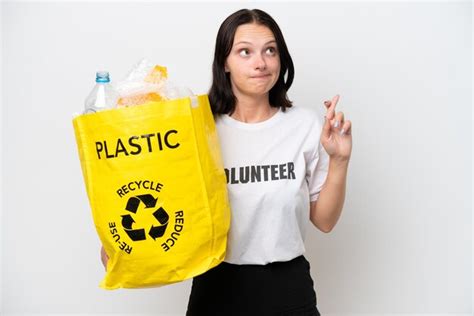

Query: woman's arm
[
  {"left": 310, "top": 158, "right": 348, "bottom": 233},
  {"left": 311, "top": 94, "right": 352, "bottom": 233},
  {"left": 101, "top": 245, "right": 109, "bottom": 270}
]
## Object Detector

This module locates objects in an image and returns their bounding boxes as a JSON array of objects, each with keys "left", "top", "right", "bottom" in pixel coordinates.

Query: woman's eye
[
  {"left": 266, "top": 47, "right": 277, "bottom": 55},
  {"left": 239, "top": 49, "right": 250, "bottom": 57}
]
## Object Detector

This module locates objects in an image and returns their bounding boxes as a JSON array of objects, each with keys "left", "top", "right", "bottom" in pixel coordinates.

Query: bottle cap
[{"left": 96, "top": 71, "right": 110, "bottom": 83}]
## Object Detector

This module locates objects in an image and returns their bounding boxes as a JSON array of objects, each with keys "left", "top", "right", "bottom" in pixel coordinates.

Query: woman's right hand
[{"left": 100, "top": 245, "right": 109, "bottom": 271}]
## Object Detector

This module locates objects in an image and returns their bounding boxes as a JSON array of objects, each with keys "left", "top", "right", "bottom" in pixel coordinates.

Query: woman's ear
[{"left": 224, "top": 62, "right": 229, "bottom": 73}]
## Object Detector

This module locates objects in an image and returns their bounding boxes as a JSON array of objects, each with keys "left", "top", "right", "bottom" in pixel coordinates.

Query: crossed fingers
[{"left": 324, "top": 95, "right": 351, "bottom": 135}]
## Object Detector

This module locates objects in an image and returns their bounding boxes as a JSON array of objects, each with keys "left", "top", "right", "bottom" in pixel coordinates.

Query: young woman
[
  {"left": 185, "top": 8, "right": 352, "bottom": 316},
  {"left": 101, "top": 8, "right": 352, "bottom": 316}
]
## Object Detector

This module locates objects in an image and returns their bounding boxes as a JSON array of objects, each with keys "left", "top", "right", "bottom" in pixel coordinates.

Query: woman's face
[{"left": 225, "top": 23, "right": 281, "bottom": 100}]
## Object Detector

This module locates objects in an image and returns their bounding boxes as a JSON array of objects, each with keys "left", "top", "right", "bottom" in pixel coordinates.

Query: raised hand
[{"left": 321, "top": 95, "right": 352, "bottom": 162}]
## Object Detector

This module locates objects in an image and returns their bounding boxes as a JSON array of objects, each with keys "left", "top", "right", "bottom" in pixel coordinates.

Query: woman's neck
[{"left": 231, "top": 94, "right": 277, "bottom": 123}]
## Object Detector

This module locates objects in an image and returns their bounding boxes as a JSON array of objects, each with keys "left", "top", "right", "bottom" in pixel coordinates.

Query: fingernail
[
  {"left": 334, "top": 121, "right": 339, "bottom": 128},
  {"left": 340, "top": 129, "right": 345, "bottom": 135}
]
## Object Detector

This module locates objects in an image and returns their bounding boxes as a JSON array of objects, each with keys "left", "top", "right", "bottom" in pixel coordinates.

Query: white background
[{"left": 1, "top": 1, "right": 472, "bottom": 315}]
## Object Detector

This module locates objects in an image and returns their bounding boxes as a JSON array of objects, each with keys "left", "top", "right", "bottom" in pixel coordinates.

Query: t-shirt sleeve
[{"left": 306, "top": 137, "right": 330, "bottom": 202}]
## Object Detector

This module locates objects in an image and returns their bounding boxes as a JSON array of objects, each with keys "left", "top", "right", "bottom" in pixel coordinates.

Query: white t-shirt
[{"left": 214, "top": 105, "right": 330, "bottom": 265}]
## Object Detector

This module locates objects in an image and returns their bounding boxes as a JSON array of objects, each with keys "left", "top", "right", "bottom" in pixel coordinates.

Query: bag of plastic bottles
[
  {"left": 82, "top": 59, "right": 194, "bottom": 113},
  {"left": 73, "top": 67, "right": 231, "bottom": 290}
]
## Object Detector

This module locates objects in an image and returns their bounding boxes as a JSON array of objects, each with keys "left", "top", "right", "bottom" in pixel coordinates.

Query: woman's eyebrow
[{"left": 234, "top": 40, "right": 276, "bottom": 46}]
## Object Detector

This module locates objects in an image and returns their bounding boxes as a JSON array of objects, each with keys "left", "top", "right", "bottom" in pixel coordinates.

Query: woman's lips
[{"left": 251, "top": 74, "right": 270, "bottom": 79}]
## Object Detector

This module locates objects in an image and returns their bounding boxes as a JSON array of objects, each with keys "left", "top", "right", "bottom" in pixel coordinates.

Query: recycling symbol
[{"left": 121, "top": 194, "right": 169, "bottom": 241}]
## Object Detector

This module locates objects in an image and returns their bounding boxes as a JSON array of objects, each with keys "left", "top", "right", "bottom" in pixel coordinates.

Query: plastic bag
[{"left": 73, "top": 93, "right": 230, "bottom": 289}]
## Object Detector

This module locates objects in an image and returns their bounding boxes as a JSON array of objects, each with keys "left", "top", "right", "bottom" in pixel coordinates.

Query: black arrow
[
  {"left": 121, "top": 214, "right": 135, "bottom": 229},
  {"left": 149, "top": 224, "right": 167, "bottom": 240},
  {"left": 125, "top": 197, "right": 140, "bottom": 213},
  {"left": 124, "top": 228, "right": 146, "bottom": 241},
  {"left": 153, "top": 207, "right": 169, "bottom": 225},
  {"left": 137, "top": 194, "right": 158, "bottom": 208}
]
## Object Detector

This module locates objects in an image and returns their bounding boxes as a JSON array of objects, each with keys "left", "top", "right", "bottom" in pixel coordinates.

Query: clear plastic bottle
[{"left": 84, "top": 71, "right": 119, "bottom": 114}]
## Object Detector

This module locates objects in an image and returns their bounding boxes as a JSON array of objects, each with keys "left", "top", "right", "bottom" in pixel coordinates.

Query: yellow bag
[{"left": 72, "top": 95, "right": 231, "bottom": 290}]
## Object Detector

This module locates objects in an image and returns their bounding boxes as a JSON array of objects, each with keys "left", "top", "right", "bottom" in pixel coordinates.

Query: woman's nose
[{"left": 253, "top": 54, "right": 267, "bottom": 70}]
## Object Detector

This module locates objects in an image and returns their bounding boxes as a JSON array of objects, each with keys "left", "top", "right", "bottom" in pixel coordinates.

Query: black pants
[{"left": 186, "top": 255, "right": 321, "bottom": 316}]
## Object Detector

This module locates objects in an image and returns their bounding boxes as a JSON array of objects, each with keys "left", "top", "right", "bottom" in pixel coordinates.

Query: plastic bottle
[{"left": 84, "top": 71, "right": 119, "bottom": 114}]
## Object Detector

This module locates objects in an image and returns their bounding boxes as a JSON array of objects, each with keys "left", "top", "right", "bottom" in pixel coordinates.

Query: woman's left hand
[{"left": 321, "top": 94, "right": 352, "bottom": 162}]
